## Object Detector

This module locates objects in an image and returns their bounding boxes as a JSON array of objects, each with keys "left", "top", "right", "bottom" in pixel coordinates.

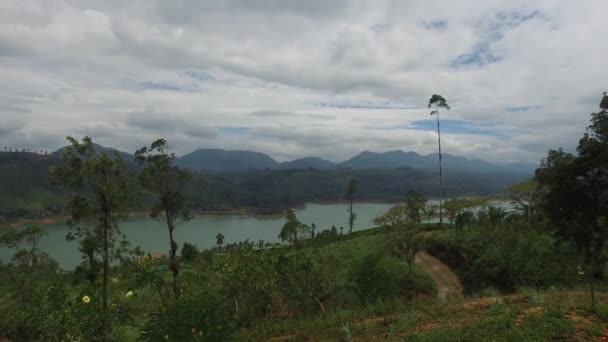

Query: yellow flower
[
  {"left": 164, "top": 335, "right": 169, "bottom": 340},
  {"left": 125, "top": 290, "right": 134, "bottom": 298},
  {"left": 82, "top": 295, "right": 91, "bottom": 304},
  {"left": 198, "top": 331, "right": 203, "bottom": 336}
]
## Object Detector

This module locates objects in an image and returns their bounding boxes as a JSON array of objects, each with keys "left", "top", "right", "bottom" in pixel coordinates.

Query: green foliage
[
  {"left": 0, "top": 274, "right": 136, "bottom": 341},
  {"left": 140, "top": 299, "right": 236, "bottom": 342},
  {"left": 351, "top": 254, "right": 410, "bottom": 304},
  {"left": 536, "top": 92, "right": 608, "bottom": 307},
  {"left": 278, "top": 209, "right": 309, "bottom": 245},
  {"left": 346, "top": 179, "right": 357, "bottom": 233},
  {"left": 136, "top": 139, "right": 192, "bottom": 300},
  {"left": 374, "top": 194, "right": 424, "bottom": 277},
  {"left": 51, "top": 136, "right": 135, "bottom": 339},
  {"left": 181, "top": 242, "right": 200, "bottom": 262},
  {"left": 407, "top": 303, "right": 575, "bottom": 342},
  {"left": 426, "top": 227, "right": 579, "bottom": 293}
]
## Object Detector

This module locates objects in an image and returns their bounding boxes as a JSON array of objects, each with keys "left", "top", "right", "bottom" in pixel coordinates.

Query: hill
[
  {"left": 340, "top": 150, "right": 536, "bottom": 175},
  {"left": 54, "top": 143, "right": 136, "bottom": 164},
  {"left": 0, "top": 145, "right": 536, "bottom": 221},
  {"left": 176, "top": 148, "right": 279, "bottom": 172},
  {"left": 278, "top": 157, "right": 336, "bottom": 170}
]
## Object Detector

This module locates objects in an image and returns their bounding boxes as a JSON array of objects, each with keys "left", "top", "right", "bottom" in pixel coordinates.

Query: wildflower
[
  {"left": 198, "top": 331, "right": 203, "bottom": 336},
  {"left": 164, "top": 335, "right": 169, "bottom": 340},
  {"left": 82, "top": 295, "right": 91, "bottom": 304},
  {"left": 125, "top": 290, "right": 134, "bottom": 298},
  {"left": 192, "top": 328, "right": 196, "bottom": 333}
]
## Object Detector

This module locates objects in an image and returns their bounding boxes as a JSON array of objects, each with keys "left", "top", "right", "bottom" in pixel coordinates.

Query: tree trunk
[
  {"left": 349, "top": 199, "right": 353, "bottom": 233},
  {"left": 168, "top": 225, "right": 179, "bottom": 299},
  {"left": 102, "top": 210, "right": 111, "bottom": 341},
  {"left": 436, "top": 113, "right": 443, "bottom": 227},
  {"left": 527, "top": 194, "right": 532, "bottom": 227},
  {"left": 313, "top": 296, "right": 326, "bottom": 313}
]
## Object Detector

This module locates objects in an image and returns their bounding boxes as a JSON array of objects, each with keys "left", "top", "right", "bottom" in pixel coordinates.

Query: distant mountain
[
  {"left": 54, "top": 143, "right": 136, "bottom": 164},
  {"left": 49, "top": 144, "right": 536, "bottom": 175},
  {"left": 279, "top": 157, "right": 336, "bottom": 170},
  {"left": 339, "top": 150, "right": 433, "bottom": 170},
  {"left": 339, "top": 150, "right": 536, "bottom": 175},
  {"left": 176, "top": 148, "right": 279, "bottom": 172}
]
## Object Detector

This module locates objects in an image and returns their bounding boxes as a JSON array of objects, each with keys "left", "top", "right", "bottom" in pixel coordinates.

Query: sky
[{"left": 0, "top": 0, "right": 606, "bottom": 163}]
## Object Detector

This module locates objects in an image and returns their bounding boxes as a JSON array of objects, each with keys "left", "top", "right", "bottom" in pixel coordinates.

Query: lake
[
  {"left": 0, "top": 200, "right": 514, "bottom": 270},
  {"left": 0, "top": 203, "right": 394, "bottom": 269}
]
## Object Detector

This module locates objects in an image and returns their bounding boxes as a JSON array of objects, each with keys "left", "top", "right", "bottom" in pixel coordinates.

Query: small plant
[{"left": 340, "top": 322, "right": 353, "bottom": 342}]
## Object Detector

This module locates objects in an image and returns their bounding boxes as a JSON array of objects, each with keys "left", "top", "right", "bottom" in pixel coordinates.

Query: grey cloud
[
  {"left": 0, "top": 0, "right": 606, "bottom": 163},
  {"left": 251, "top": 111, "right": 335, "bottom": 121},
  {"left": 0, "top": 120, "right": 26, "bottom": 138},
  {"left": 126, "top": 111, "right": 218, "bottom": 139},
  {"left": 251, "top": 111, "right": 294, "bottom": 118}
]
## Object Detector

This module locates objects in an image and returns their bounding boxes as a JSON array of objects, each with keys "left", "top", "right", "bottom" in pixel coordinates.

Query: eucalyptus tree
[
  {"left": 135, "top": 139, "right": 191, "bottom": 300},
  {"left": 346, "top": 179, "right": 358, "bottom": 233},
  {"left": 51, "top": 136, "right": 134, "bottom": 340},
  {"left": 428, "top": 94, "right": 451, "bottom": 227}
]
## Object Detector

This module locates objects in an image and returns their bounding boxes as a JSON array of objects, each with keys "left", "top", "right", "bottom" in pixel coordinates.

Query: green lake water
[{"left": 0, "top": 203, "right": 394, "bottom": 269}]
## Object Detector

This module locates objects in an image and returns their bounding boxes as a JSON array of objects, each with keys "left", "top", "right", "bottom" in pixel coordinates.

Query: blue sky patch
[
  {"left": 505, "top": 105, "right": 542, "bottom": 112},
  {"left": 407, "top": 119, "right": 503, "bottom": 136},
  {"left": 138, "top": 82, "right": 184, "bottom": 91},
  {"left": 422, "top": 20, "right": 447, "bottom": 31},
  {"left": 119, "top": 79, "right": 200, "bottom": 92},
  {"left": 184, "top": 70, "right": 214, "bottom": 81},
  {"left": 320, "top": 101, "right": 415, "bottom": 110},
  {"left": 451, "top": 9, "right": 546, "bottom": 68}
]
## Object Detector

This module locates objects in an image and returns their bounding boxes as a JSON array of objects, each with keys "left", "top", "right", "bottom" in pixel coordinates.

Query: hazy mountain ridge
[
  {"left": 278, "top": 157, "right": 337, "bottom": 170},
  {"left": 176, "top": 148, "right": 279, "bottom": 172},
  {"left": 174, "top": 148, "right": 537, "bottom": 175},
  {"left": 46, "top": 145, "right": 537, "bottom": 175}
]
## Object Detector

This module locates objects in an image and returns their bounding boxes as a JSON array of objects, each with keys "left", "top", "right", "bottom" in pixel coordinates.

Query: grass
[{"left": 234, "top": 289, "right": 608, "bottom": 341}]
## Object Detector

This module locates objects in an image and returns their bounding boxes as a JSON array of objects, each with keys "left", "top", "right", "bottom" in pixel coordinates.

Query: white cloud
[{"left": 0, "top": 0, "right": 606, "bottom": 163}]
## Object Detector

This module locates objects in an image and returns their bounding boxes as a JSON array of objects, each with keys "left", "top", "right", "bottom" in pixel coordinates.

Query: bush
[
  {"left": 350, "top": 254, "right": 431, "bottom": 304},
  {"left": 425, "top": 226, "right": 579, "bottom": 294},
  {"left": 181, "top": 242, "right": 200, "bottom": 262}
]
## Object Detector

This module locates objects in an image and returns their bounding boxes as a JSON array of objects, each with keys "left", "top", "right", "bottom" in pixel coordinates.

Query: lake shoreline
[{"left": 0, "top": 196, "right": 507, "bottom": 229}]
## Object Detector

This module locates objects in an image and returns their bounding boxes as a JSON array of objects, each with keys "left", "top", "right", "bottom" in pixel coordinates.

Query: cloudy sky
[{"left": 1, "top": 0, "right": 606, "bottom": 163}]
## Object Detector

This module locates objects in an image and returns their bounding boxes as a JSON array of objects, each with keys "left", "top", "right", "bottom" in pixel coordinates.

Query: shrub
[{"left": 181, "top": 242, "right": 200, "bottom": 262}]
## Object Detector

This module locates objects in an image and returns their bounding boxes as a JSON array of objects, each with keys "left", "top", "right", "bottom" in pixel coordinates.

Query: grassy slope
[{"left": 234, "top": 228, "right": 608, "bottom": 341}]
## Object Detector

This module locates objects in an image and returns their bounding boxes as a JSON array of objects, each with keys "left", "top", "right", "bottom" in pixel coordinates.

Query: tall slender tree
[
  {"left": 346, "top": 179, "right": 358, "bottom": 233},
  {"left": 428, "top": 94, "right": 451, "bottom": 227},
  {"left": 51, "top": 136, "right": 133, "bottom": 341},
  {"left": 135, "top": 139, "right": 191, "bottom": 300}
]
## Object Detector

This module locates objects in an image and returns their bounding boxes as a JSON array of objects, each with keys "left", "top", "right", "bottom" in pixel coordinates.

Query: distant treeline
[{"left": 0, "top": 151, "right": 530, "bottom": 222}]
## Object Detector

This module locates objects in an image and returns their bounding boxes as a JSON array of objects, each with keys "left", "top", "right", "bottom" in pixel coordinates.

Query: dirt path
[{"left": 415, "top": 251, "right": 464, "bottom": 301}]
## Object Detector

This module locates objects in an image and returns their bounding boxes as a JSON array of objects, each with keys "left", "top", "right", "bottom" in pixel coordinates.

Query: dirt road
[{"left": 415, "top": 251, "right": 464, "bottom": 301}]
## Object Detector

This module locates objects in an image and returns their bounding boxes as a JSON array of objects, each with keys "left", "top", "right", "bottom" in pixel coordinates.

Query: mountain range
[
  {"left": 0, "top": 146, "right": 537, "bottom": 220},
  {"left": 46, "top": 146, "right": 539, "bottom": 175},
  {"left": 173, "top": 148, "right": 537, "bottom": 175}
]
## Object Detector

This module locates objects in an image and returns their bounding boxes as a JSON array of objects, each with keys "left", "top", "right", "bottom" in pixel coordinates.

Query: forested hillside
[{"left": 0, "top": 151, "right": 531, "bottom": 221}]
